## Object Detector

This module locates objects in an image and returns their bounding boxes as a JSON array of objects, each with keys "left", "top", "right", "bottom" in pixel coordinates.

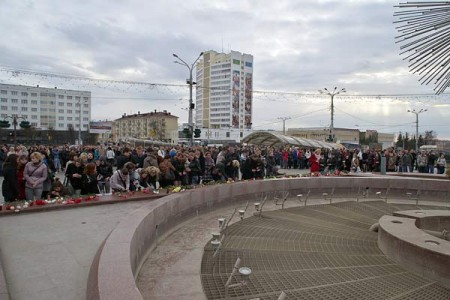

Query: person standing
[
  {"left": 116, "top": 147, "right": 132, "bottom": 170},
  {"left": 24, "top": 152, "right": 48, "bottom": 201},
  {"left": 417, "top": 151, "right": 428, "bottom": 173},
  {"left": 2, "top": 154, "right": 19, "bottom": 202},
  {"left": 106, "top": 147, "right": 115, "bottom": 166},
  {"left": 0, "top": 145, "right": 7, "bottom": 176},
  {"left": 52, "top": 146, "right": 61, "bottom": 172},
  {"left": 16, "top": 155, "right": 28, "bottom": 200},
  {"left": 309, "top": 149, "right": 321, "bottom": 174},
  {"left": 427, "top": 151, "right": 437, "bottom": 174},
  {"left": 436, "top": 153, "right": 447, "bottom": 174}
]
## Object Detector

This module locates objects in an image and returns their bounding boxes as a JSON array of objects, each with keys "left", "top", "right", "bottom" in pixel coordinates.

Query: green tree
[
  {"left": 396, "top": 132, "right": 404, "bottom": 149},
  {"left": 418, "top": 134, "right": 425, "bottom": 148}
]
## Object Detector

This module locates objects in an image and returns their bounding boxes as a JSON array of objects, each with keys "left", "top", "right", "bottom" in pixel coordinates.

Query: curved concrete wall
[
  {"left": 90, "top": 176, "right": 450, "bottom": 300},
  {"left": 378, "top": 214, "right": 450, "bottom": 288}
]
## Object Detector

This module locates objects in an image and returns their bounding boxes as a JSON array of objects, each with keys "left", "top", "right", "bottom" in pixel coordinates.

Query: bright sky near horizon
[{"left": 0, "top": 0, "right": 449, "bottom": 138}]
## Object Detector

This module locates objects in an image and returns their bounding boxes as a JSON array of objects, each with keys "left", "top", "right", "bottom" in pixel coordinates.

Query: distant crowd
[{"left": 1, "top": 143, "right": 447, "bottom": 203}]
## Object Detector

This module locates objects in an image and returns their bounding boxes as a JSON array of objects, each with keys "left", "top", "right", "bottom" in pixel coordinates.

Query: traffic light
[
  {"left": 183, "top": 128, "right": 192, "bottom": 138},
  {"left": 0, "top": 120, "right": 10, "bottom": 128},
  {"left": 19, "top": 121, "right": 31, "bottom": 129},
  {"left": 194, "top": 128, "right": 201, "bottom": 138}
]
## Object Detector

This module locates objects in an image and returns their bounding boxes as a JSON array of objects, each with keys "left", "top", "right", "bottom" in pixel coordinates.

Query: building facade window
[
  {"left": 21, "top": 99, "right": 28, "bottom": 104},
  {"left": 11, "top": 99, "right": 18, "bottom": 103},
  {"left": 0, "top": 90, "right": 7, "bottom": 94},
  {"left": 11, "top": 91, "right": 18, "bottom": 95}
]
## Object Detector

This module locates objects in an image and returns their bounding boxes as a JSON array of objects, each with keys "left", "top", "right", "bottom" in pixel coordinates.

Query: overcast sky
[{"left": 0, "top": 0, "right": 449, "bottom": 139}]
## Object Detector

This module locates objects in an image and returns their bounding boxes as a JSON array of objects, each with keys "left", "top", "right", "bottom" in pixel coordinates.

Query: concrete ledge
[
  {"left": 91, "top": 176, "right": 450, "bottom": 300},
  {"left": 0, "top": 192, "right": 163, "bottom": 216},
  {"left": 378, "top": 214, "right": 450, "bottom": 288},
  {"left": 393, "top": 210, "right": 450, "bottom": 231}
]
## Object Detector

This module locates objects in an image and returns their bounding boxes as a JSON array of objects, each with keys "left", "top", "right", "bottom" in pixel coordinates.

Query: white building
[
  {"left": 0, "top": 83, "right": 91, "bottom": 131},
  {"left": 195, "top": 50, "right": 253, "bottom": 142}
]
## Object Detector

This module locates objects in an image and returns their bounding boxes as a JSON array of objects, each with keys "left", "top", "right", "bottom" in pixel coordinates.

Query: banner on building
[{"left": 89, "top": 121, "right": 112, "bottom": 134}]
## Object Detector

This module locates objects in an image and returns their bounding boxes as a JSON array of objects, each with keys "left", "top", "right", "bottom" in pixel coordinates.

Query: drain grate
[{"left": 201, "top": 201, "right": 450, "bottom": 299}]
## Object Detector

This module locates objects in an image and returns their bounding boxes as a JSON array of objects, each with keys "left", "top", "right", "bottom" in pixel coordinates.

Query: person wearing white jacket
[{"left": 110, "top": 168, "right": 130, "bottom": 192}]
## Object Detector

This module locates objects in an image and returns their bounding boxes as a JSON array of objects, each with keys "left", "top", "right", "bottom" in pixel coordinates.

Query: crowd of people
[
  {"left": 277, "top": 147, "right": 447, "bottom": 175},
  {"left": 0, "top": 143, "right": 448, "bottom": 203}
]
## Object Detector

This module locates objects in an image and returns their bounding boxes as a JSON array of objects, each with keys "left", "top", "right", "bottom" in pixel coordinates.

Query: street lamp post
[
  {"left": 319, "top": 87, "right": 346, "bottom": 142},
  {"left": 278, "top": 117, "right": 291, "bottom": 135},
  {"left": 407, "top": 108, "right": 428, "bottom": 152},
  {"left": 2, "top": 115, "right": 27, "bottom": 146},
  {"left": 173, "top": 52, "right": 204, "bottom": 147}
]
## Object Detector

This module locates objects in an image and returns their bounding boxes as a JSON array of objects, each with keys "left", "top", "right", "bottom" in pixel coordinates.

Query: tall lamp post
[
  {"left": 0, "top": 115, "right": 28, "bottom": 146},
  {"left": 173, "top": 52, "right": 204, "bottom": 147},
  {"left": 407, "top": 108, "right": 427, "bottom": 152},
  {"left": 278, "top": 117, "right": 291, "bottom": 135},
  {"left": 319, "top": 87, "right": 346, "bottom": 142}
]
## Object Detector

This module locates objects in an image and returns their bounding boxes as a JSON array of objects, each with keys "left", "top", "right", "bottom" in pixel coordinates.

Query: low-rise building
[{"left": 112, "top": 110, "right": 178, "bottom": 144}]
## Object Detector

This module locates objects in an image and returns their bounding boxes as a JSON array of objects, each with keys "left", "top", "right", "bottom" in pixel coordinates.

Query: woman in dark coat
[
  {"left": 66, "top": 158, "right": 84, "bottom": 195},
  {"left": 2, "top": 154, "right": 19, "bottom": 202},
  {"left": 81, "top": 162, "right": 99, "bottom": 195}
]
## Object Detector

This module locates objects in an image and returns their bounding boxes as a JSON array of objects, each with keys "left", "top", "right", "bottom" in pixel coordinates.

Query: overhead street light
[
  {"left": 173, "top": 52, "right": 204, "bottom": 147},
  {"left": 318, "top": 87, "right": 346, "bottom": 142},
  {"left": 0, "top": 115, "right": 28, "bottom": 146},
  {"left": 407, "top": 108, "right": 428, "bottom": 152}
]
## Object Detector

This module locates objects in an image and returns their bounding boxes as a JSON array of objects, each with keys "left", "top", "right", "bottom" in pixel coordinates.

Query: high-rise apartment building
[
  {"left": 195, "top": 50, "right": 253, "bottom": 142},
  {"left": 0, "top": 83, "right": 91, "bottom": 131}
]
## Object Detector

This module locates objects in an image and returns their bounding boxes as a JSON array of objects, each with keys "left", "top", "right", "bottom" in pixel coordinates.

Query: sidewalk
[{"left": 0, "top": 199, "right": 152, "bottom": 300}]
